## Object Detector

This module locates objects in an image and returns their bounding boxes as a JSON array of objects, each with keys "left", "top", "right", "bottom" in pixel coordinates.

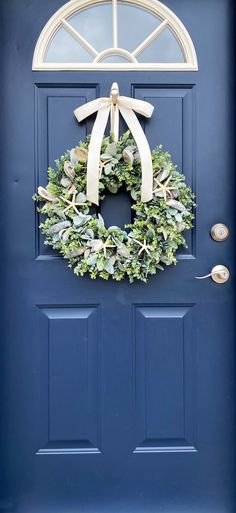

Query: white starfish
[
  {"left": 133, "top": 238, "right": 152, "bottom": 256},
  {"left": 99, "top": 158, "right": 113, "bottom": 178},
  {"left": 153, "top": 176, "right": 176, "bottom": 202},
  {"left": 94, "top": 235, "right": 116, "bottom": 257},
  {"left": 60, "top": 191, "right": 85, "bottom": 215}
]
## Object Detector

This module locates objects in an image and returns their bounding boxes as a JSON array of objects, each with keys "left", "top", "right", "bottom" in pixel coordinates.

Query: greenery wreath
[{"left": 35, "top": 131, "right": 195, "bottom": 283}]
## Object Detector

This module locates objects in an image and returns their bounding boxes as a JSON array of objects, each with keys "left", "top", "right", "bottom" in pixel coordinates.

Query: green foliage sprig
[{"left": 34, "top": 131, "right": 195, "bottom": 282}]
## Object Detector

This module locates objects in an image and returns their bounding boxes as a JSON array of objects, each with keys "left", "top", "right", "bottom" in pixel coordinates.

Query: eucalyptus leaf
[
  {"left": 73, "top": 215, "right": 85, "bottom": 227},
  {"left": 87, "top": 254, "right": 98, "bottom": 266},
  {"left": 97, "top": 258, "right": 105, "bottom": 271},
  {"left": 52, "top": 233, "right": 60, "bottom": 242},
  {"left": 97, "top": 214, "right": 105, "bottom": 226},
  {"left": 146, "top": 229, "right": 155, "bottom": 240},
  {"left": 160, "top": 256, "right": 172, "bottom": 265},
  {"left": 107, "top": 142, "right": 117, "bottom": 156},
  {"left": 108, "top": 226, "right": 120, "bottom": 232},
  {"left": 168, "top": 208, "right": 178, "bottom": 216},
  {"left": 86, "top": 229, "right": 94, "bottom": 239},
  {"left": 105, "top": 259, "right": 115, "bottom": 274},
  {"left": 169, "top": 241, "right": 178, "bottom": 249},
  {"left": 76, "top": 192, "right": 87, "bottom": 203},
  {"left": 175, "top": 213, "right": 183, "bottom": 222},
  {"left": 107, "top": 183, "right": 118, "bottom": 194},
  {"left": 131, "top": 189, "right": 137, "bottom": 200},
  {"left": 100, "top": 154, "right": 112, "bottom": 161},
  {"left": 104, "top": 163, "right": 112, "bottom": 175}
]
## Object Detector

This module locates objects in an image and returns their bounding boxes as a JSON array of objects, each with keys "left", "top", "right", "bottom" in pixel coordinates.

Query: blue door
[{"left": 0, "top": 0, "right": 235, "bottom": 512}]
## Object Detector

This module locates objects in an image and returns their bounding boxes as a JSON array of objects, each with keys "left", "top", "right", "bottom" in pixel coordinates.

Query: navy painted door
[{"left": 0, "top": 1, "right": 235, "bottom": 512}]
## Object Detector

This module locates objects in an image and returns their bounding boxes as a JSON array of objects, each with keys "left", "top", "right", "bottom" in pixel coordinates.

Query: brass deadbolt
[{"left": 211, "top": 224, "right": 229, "bottom": 242}]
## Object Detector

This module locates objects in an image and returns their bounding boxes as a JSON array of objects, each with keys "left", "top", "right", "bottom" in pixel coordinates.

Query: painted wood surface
[{"left": 0, "top": 0, "right": 235, "bottom": 511}]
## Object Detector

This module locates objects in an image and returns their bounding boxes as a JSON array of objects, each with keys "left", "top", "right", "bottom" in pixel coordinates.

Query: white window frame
[{"left": 32, "top": 0, "right": 198, "bottom": 71}]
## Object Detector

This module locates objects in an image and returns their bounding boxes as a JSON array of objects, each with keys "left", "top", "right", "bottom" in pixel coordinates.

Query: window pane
[
  {"left": 118, "top": 2, "right": 162, "bottom": 52},
  {"left": 68, "top": 4, "right": 112, "bottom": 52},
  {"left": 100, "top": 54, "right": 131, "bottom": 63},
  {"left": 45, "top": 27, "right": 93, "bottom": 62},
  {"left": 138, "top": 27, "right": 185, "bottom": 62},
  {"left": 44, "top": 1, "right": 188, "bottom": 67}
]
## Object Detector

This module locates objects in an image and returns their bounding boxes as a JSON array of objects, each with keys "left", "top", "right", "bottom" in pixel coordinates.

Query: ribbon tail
[
  {"left": 86, "top": 106, "right": 110, "bottom": 205},
  {"left": 119, "top": 106, "right": 153, "bottom": 203},
  {"left": 110, "top": 104, "right": 119, "bottom": 141}
]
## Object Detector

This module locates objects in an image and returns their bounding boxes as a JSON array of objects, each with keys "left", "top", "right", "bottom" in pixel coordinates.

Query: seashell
[
  {"left": 70, "top": 149, "right": 78, "bottom": 167},
  {"left": 59, "top": 228, "right": 71, "bottom": 240},
  {"left": 49, "top": 220, "right": 71, "bottom": 235},
  {"left": 123, "top": 149, "right": 134, "bottom": 165},
  {"left": 117, "top": 244, "right": 130, "bottom": 258},
  {"left": 38, "top": 186, "right": 58, "bottom": 203},
  {"left": 166, "top": 199, "right": 186, "bottom": 211},
  {"left": 177, "top": 222, "right": 185, "bottom": 232},
  {"left": 66, "top": 247, "right": 87, "bottom": 258},
  {"left": 84, "top": 248, "right": 91, "bottom": 259},
  {"left": 171, "top": 189, "right": 180, "bottom": 198},
  {"left": 74, "top": 147, "right": 88, "bottom": 162},
  {"left": 90, "top": 239, "right": 103, "bottom": 252},
  {"left": 68, "top": 184, "right": 77, "bottom": 194},
  {"left": 156, "top": 167, "right": 170, "bottom": 183},
  {"left": 42, "top": 203, "right": 60, "bottom": 212},
  {"left": 64, "top": 161, "right": 75, "bottom": 180},
  {"left": 60, "top": 177, "right": 72, "bottom": 188}
]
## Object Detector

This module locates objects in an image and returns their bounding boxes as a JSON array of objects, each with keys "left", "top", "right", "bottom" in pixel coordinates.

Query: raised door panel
[
  {"left": 134, "top": 304, "right": 196, "bottom": 453},
  {"left": 134, "top": 85, "right": 196, "bottom": 259},
  {"left": 37, "top": 306, "right": 101, "bottom": 454},
  {"left": 35, "top": 85, "right": 98, "bottom": 258}
]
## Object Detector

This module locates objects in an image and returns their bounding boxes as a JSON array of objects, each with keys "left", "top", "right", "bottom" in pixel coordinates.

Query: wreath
[{"left": 35, "top": 131, "right": 195, "bottom": 283}]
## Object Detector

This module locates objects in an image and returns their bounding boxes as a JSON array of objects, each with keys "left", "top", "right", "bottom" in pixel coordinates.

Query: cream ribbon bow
[{"left": 74, "top": 83, "right": 154, "bottom": 206}]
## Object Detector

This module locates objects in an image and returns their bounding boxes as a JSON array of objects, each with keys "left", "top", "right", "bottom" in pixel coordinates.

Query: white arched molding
[{"left": 32, "top": 0, "right": 198, "bottom": 71}]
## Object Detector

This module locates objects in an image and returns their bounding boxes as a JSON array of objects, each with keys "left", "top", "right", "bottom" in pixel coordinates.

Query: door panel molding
[
  {"left": 36, "top": 305, "right": 101, "bottom": 455},
  {"left": 133, "top": 304, "right": 197, "bottom": 453}
]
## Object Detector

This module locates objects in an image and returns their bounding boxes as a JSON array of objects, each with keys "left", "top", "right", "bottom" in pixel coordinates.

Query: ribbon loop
[{"left": 74, "top": 83, "right": 154, "bottom": 206}]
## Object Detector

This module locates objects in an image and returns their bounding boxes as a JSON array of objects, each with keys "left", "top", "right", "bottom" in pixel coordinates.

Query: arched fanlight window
[{"left": 33, "top": 0, "right": 198, "bottom": 71}]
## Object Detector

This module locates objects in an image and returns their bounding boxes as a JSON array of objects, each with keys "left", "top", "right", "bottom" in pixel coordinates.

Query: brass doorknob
[{"left": 195, "top": 265, "right": 230, "bottom": 283}]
